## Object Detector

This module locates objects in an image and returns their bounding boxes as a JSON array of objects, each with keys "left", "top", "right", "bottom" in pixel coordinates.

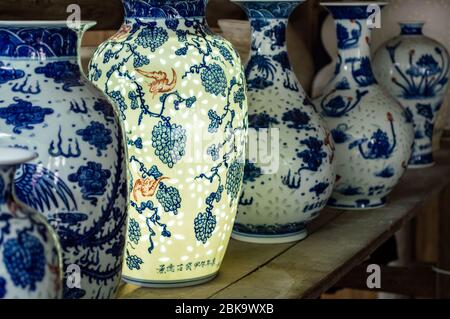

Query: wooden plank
[
  {"left": 120, "top": 151, "right": 450, "bottom": 299},
  {"left": 118, "top": 209, "right": 342, "bottom": 299},
  {"left": 210, "top": 151, "right": 450, "bottom": 299},
  {"left": 436, "top": 183, "right": 450, "bottom": 298},
  {"left": 335, "top": 264, "right": 436, "bottom": 298}
]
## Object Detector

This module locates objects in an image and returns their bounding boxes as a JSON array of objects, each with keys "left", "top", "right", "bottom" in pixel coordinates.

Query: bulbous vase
[
  {"left": 0, "top": 148, "right": 62, "bottom": 299},
  {"left": 0, "top": 21, "right": 128, "bottom": 299},
  {"left": 89, "top": 0, "right": 247, "bottom": 287},
  {"left": 231, "top": 0, "right": 335, "bottom": 244},
  {"left": 314, "top": 3, "right": 414, "bottom": 210},
  {"left": 374, "top": 22, "right": 450, "bottom": 168}
]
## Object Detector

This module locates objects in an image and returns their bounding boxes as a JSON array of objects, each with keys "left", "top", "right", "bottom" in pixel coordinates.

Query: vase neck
[
  {"left": 250, "top": 18, "right": 289, "bottom": 56},
  {"left": 332, "top": 18, "right": 377, "bottom": 87},
  {"left": 0, "top": 23, "right": 88, "bottom": 61},
  {"left": 123, "top": 0, "right": 207, "bottom": 19},
  {"left": 0, "top": 165, "right": 15, "bottom": 209},
  {"left": 400, "top": 22, "right": 424, "bottom": 36},
  {"left": 335, "top": 19, "right": 372, "bottom": 60}
]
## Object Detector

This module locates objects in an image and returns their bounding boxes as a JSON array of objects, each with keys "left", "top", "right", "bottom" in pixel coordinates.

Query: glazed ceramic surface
[
  {"left": 89, "top": 0, "right": 247, "bottom": 287},
  {"left": 374, "top": 22, "right": 450, "bottom": 167},
  {"left": 0, "top": 148, "right": 62, "bottom": 299},
  {"left": 0, "top": 22, "right": 128, "bottom": 299},
  {"left": 314, "top": 3, "right": 414, "bottom": 210},
  {"left": 231, "top": 0, "right": 335, "bottom": 244}
]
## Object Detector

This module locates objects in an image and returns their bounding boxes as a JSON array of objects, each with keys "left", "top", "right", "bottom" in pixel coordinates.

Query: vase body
[
  {"left": 314, "top": 3, "right": 414, "bottom": 210},
  {"left": 231, "top": 1, "right": 335, "bottom": 244},
  {"left": 0, "top": 148, "right": 62, "bottom": 299},
  {"left": 373, "top": 23, "right": 450, "bottom": 168},
  {"left": 89, "top": 0, "right": 247, "bottom": 287},
  {"left": 0, "top": 22, "right": 128, "bottom": 299}
]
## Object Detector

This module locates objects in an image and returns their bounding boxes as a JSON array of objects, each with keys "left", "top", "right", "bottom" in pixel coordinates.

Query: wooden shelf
[{"left": 118, "top": 150, "right": 450, "bottom": 299}]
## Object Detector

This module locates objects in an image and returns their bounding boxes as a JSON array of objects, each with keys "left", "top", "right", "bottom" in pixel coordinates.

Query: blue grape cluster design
[
  {"left": 126, "top": 253, "right": 143, "bottom": 271},
  {"left": 151, "top": 121, "right": 187, "bottom": 168},
  {"left": 156, "top": 183, "right": 182, "bottom": 213},
  {"left": 219, "top": 45, "right": 234, "bottom": 66},
  {"left": 128, "top": 218, "right": 141, "bottom": 245},
  {"left": 136, "top": 26, "right": 169, "bottom": 52},
  {"left": 0, "top": 277, "right": 6, "bottom": 298},
  {"left": 3, "top": 232, "right": 46, "bottom": 291},
  {"left": 226, "top": 161, "right": 244, "bottom": 200},
  {"left": 109, "top": 91, "right": 127, "bottom": 119},
  {"left": 194, "top": 212, "right": 217, "bottom": 244},
  {"left": 200, "top": 63, "right": 227, "bottom": 96}
]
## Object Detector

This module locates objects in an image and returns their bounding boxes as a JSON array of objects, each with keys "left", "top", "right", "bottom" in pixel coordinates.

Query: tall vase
[
  {"left": 373, "top": 22, "right": 450, "bottom": 168},
  {"left": 314, "top": 3, "right": 414, "bottom": 210},
  {"left": 0, "top": 21, "right": 128, "bottom": 299},
  {"left": 89, "top": 0, "right": 247, "bottom": 287},
  {"left": 231, "top": 0, "right": 335, "bottom": 244},
  {"left": 0, "top": 148, "right": 62, "bottom": 299}
]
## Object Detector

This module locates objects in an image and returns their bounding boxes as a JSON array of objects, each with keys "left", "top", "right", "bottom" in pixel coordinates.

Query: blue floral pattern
[{"left": 373, "top": 22, "right": 447, "bottom": 167}]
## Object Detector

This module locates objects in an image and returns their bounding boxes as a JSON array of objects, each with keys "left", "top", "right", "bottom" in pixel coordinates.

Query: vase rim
[
  {"left": 320, "top": 2, "right": 387, "bottom": 6},
  {"left": 398, "top": 21, "right": 426, "bottom": 26},
  {"left": 0, "top": 20, "right": 97, "bottom": 29},
  {"left": 0, "top": 147, "right": 37, "bottom": 166}
]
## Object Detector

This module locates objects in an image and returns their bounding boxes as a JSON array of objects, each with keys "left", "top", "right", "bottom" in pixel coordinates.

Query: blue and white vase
[
  {"left": 374, "top": 22, "right": 450, "bottom": 168},
  {"left": 89, "top": 0, "right": 247, "bottom": 287},
  {"left": 0, "top": 148, "right": 62, "bottom": 299},
  {"left": 231, "top": 0, "right": 335, "bottom": 244},
  {"left": 314, "top": 3, "right": 414, "bottom": 210},
  {"left": 0, "top": 21, "right": 128, "bottom": 299}
]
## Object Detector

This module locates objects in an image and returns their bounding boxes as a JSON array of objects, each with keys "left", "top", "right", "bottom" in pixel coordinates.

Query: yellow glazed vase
[{"left": 89, "top": 0, "right": 248, "bottom": 287}]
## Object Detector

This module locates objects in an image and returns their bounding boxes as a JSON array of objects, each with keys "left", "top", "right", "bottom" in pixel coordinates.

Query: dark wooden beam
[
  {"left": 335, "top": 264, "right": 436, "bottom": 298},
  {"left": 0, "top": 0, "right": 246, "bottom": 30},
  {"left": 0, "top": 1, "right": 124, "bottom": 30}
]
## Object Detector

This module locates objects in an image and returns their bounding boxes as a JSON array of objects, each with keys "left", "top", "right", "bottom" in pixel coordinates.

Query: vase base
[
  {"left": 327, "top": 198, "right": 386, "bottom": 211},
  {"left": 122, "top": 272, "right": 218, "bottom": 288},
  {"left": 231, "top": 229, "right": 308, "bottom": 244},
  {"left": 408, "top": 162, "right": 435, "bottom": 169}
]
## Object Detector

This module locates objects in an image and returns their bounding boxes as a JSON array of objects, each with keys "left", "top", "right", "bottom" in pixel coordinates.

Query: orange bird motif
[
  {"left": 133, "top": 177, "right": 170, "bottom": 201},
  {"left": 136, "top": 68, "right": 177, "bottom": 98}
]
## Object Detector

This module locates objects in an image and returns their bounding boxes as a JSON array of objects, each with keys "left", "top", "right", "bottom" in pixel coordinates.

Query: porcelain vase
[
  {"left": 373, "top": 22, "right": 450, "bottom": 168},
  {"left": 230, "top": 0, "right": 335, "bottom": 244},
  {"left": 89, "top": 0, "right": 247, "bottom": 287},
  {"left": 0, "top": 21, "right": 128, "bottom": 299},
  {"left": 0, "top": 148, "right": 62, "bottom": 299},
  {"left": 314, "top": 3, "right": 414, "bottom": 210}
]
